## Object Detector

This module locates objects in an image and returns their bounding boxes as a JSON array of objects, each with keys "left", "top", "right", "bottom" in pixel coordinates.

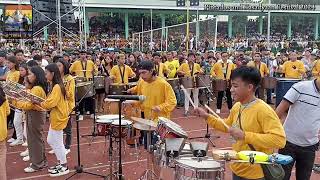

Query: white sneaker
[
  {"left": 10, "top": 139, "right": 24, "bottom": 146},
  {"left": 23, "top": 155, "right": 30, "bottom": 162},
  {"left": 7, "top": 138, "right": 15, "bottom": 143},
  {"left": 24, "top": 166, "right": 37, "bottom": 173},
  {"left": 22, "top": 142, "right": 28, "bottom": 147},
  {"left": 216, "top": 109, "right": 221, "bottom": 114},
  {"left": 49, "top": 165, "right": 69, "bottom": 177},
  {"left": 86, "top": 111, "right": 90, "bottom": 115},
  {"left": 48, "top": 149, "right": 55, "bottom": 154},
  {"left": 79, "top": 115, "right": 83, "bottom": 121},
  {"left": 48, "top": 164, "right": 61, "bottom": 173},
  {"left": 20, "top": 149, "right": 29, "bottom": 157},
  {"left": 65, "top": 149, "right": 70, "bottom": 155}
]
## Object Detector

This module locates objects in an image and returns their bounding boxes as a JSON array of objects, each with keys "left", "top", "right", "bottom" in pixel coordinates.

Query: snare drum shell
[
  {"left": 180, "top": 77, "right": 195, "bottom": 89},
  {"left": 212, "top": 79, "right": 227, "bottom": 92},
  {"left": 196, "top": 75, "right": 211, "bottom": 88}
]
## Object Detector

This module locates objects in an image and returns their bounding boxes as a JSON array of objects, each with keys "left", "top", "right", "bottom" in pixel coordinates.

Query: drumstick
[
  {"left": 180, "top": 85, "right": 196, "bottom": 108},
  {"left": 204, "top": 104, "right": 229, "bottom": 129}
]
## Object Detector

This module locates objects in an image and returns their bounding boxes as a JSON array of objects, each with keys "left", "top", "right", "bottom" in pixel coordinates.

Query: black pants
[
  {"left": 278, "top": 141, "right": 319, "bottom": 180},
  {"left": 233, "top": 174, "right": 265, "bottom": 180},
  {"left": 79, "top": 97, "right": 94, "bottom": 114},
  {"left": 63, "top": 118, "right": 72, "bottom": 149},
  {"left": 217, "top": 89, "right": 233, "bottom": 110}
]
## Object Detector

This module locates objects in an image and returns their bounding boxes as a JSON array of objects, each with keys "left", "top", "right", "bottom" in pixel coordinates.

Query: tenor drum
[
  {"left": 262, "top": 77, "right": 277, "bottom": 89},
  {"left": 75, "top": 77, "right": 87, "bottom": 83},
  {"left": 275, "top": 78, "right": 300, "bottom": 107},
  {"left": 111, "top": 119, "right": 133, "bottom": 138},
  {"left": 180, "top": 77, "right": 195, "bottom": 89},
  {"left": 103, "top": 98, "right": 119, "bottom": 114},
  {"left": 94, "top": 76, "right": 105, "bottom": 90},
  {"left": 174, "top": 157, "right": 224, "bottom": 180},
  {"left": 109, "top": 83, "right": 127, "bottom": 95},
  {"left": 196, "top": 75, "right": 211, "bottom": 89},
  {"left": 103, "top": 99, "right": 141, "bottom": 119},
  {"left": 96, "top": 115, "right": 118, "bottom": 136},
  {"left": 167, "top": 78, "right": 180, "bottom": 90},
  {"left": 156, "top": 117, "right": 188, "bottom": 140},
  {"left": 76, "top": 82, "right": 95, "bottom": 101},
  {"left": 212, "top": 79, "right": 227, "bottom": 92}
]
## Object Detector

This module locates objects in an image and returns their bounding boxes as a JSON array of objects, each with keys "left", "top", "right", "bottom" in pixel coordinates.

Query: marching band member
[
  {"left": 35, "top": 64, "right": 69, "bottom": 177},
  {"left": 152, "top": 52, "right": 168, "bottom": 78},
  {"left": 0, "top": 86, "right": 10, "bottom": 180},
  {"left": 210, "top": 51, "right": 235, "bottom": 114},
  {"left": 11, "top": 66, "right": 48, "bottom": 172},
  {"left": 69, "top": 50, "right": 97, "bottom": 117},
  {"left": 195, "top": 66, "right": 286, "bottom": 180},
  {"left": 282, "top": 50, "right": 306, "bottom": 79},
  {"left": 312, "top": 58, "right": 320, "bottom": 79},
  {"left": 177, "top": 52, "right": 203, "bottom": 116},
  {"left": 247, "top": 52, "right": 269, "bottom": 102},
  {"left": 164, "top": 51, "right": 180, "bottom": 79},
  {"left": 110, "top": 53, "right": 136, "bottom": 84}
]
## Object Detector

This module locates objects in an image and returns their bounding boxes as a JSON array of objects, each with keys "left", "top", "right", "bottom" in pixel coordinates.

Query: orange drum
[
  {"left": 212, "top": 79, "right": 228, "bottom": 92},
  {"left": 262, "top": 77, "right": 277, "bottom": 89},
  {"left": 103, "top": 98, "right": 119, "bottom": 114},
  {"left": 179, "top": 77, "right": 195, "bottom": 89},
  {"left": 103, "top": 99, "right": 141, "bottom": 119}
]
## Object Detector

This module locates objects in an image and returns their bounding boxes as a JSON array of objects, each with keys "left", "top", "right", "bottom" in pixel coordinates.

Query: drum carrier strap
[
  {"left": 81, "top": 61, "right": 88, "bottom": 78},
  {"left": 119, "top": 65, "right": 126, "bottom": 84}
]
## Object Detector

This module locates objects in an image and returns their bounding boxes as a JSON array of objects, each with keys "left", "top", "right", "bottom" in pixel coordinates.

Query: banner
[{"left": 3, "top": 4, "right": 33, "bottom": 39}]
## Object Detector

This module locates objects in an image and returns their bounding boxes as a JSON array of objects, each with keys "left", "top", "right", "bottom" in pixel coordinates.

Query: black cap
[{"left": 139, "top": 60, "right": 154, "bottom": 71}]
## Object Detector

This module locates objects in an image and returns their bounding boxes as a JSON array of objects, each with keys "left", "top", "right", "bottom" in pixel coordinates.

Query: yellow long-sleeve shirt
[
  {"left": 0, "top": 100, "right": 10, "bottom": 141},
  {"left": 210, "top": 61, "right": 235, "bottom": 80},
  {"left": 64, "top": 75, "right": 75, "bottom": 113},
  {"left": 164, "top": 59, "right": 180, "bottom": 78},
  {"left": 282, "top": 60, "right": 306, "bottom": 79},
  {"left": 247, "top": 61, "right": 269, "bottom": 77},
  {"left": 12, "top": 86, "right": 47, "bottom": 112},
  {"left": 69, "top": 60, "right": 98, "bottom": 78},
  {"left": 155, "top": 63, "right": 168, "bottom": 78},
  {"left": 6, "top": 70, "right": 20, "bottom": 82},
  {"left": 110, "top": 65, "right": 135, "bottom": 84},
  {"left": 40, "top": 84, "right": 68, "bottom": 130},
  {"left": 132, "top": 77, "right": 177, "bottom": 121},
  {"left": 177, "top": 62, "right": 202, "bottom": 77},
  {"left": 206, "top": 99, "right": 286, "bottom": 179},
  {"left": 312, "top": 60, "right": 320, "bottom": 78}
]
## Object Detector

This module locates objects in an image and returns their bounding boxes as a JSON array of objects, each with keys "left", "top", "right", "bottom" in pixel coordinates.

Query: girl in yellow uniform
[
  {"left": 36, "top": 63, "right": 69, "bottom": 177},
  {"left": 0, "top": 87, "right": 10, "bottom": 180},
  {"left": 11, "top": 66, "right": 48, "bottom": 173}
]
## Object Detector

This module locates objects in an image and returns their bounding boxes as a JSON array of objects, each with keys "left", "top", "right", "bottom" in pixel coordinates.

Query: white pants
[
  {"left": 47, "top": 127, "right": 66, "bottom": 164},
  {"left": 184, "top": 88, "right": 199, "bottom": 112},
  {"left": 13, "top": 110, "right": 23, "bottom": 141}
]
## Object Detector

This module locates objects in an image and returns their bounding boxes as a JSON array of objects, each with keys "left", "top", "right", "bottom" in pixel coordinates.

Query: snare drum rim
[{"left": 175, "top": 158, "right": 222, "bottom": 171}]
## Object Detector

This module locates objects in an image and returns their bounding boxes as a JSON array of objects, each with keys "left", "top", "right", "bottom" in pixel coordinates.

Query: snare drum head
[
  {"left": 96, "top": 118, "right": 114, "bottom": 124},
  {"left": 176, "top": 157, "right": 221, "bottom": 170},
  {"left": 104, "top": 98, "right": 120, "bottom": 102},
  {"left": 158, "top": 117, "right": 181, "bottom": 127},
  {"left": 111, "top": 119, "right": 132, "bottom": 126},
  {"left": 98, "top": 114, "right": 123, "bottom": 120}
]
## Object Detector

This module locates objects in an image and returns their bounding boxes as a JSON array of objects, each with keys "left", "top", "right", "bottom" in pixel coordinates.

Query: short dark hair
[
  {"left": 27, "top": 60, "right": 39, "bottom": 67},
  {"left": 14, "top": 49, "right": 24, "bottom": 55},
  {"left": 188, "top": 52, "right": 195, "bottom": 58},
  {"left": 230, "top": 66, "right": 261, "bottom": 88},
  {"left": 33, "top": 54, "right": 42, "bottom": 61},
  {"left": 152, "top": 52, "right": 161, "bottom": 57}
]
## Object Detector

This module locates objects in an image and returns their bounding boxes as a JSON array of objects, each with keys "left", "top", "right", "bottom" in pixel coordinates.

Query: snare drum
[
  {"left": 76, "top": 82, "right": 95, "bottom": 101},
  {"left": 262, "top": 77, "right": 277, "bottom": 89},
  {"left": 167, "top": 78, "right": 180, "bottom": 90},
  {"left": 196, "top": 75, "right": 211, "bottom": 89},
  {"left": 180, "top": 77, "right": 195, "bottom": 89},
  {"left": 111, "top": 119, "right": 133, "bottom": 138},
  {"left": 96, "top": 115, "right": 117, "bottom": 136},
  {"left": 103, "top": 98, "right": 119, "bottom": 114},
  {"left": 156, "top": 117, "right": 188, "bottom": 140},
  {"left": 94, "top": 76, "right": 105, "bottom": 90},
  {"left": 174, "top": 157, "right": 224, "bottom": 180},
  {"left": 109, "top": 83, "right": 127, "bottom": 95},
  {"left": 212, "top": 79, "right": 227, "bottom": 92},
  {"left": 127, "top": 82, "right": 137, "bottom": 89}
]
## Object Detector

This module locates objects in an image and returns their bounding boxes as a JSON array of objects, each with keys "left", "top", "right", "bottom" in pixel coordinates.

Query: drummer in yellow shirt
[
  {"left": 110, "top": 53, "right": 136, "bottom": 84},
  {"left": 152, "top": 52, "right": 168, "bottom": 78},
  {"left": 177, "top": 52, "right": 203, "bottom": 116},
  {"left": 6, "top": 55, "right": 20, "bottom": 82},
  {"left": 164, "top": 51, "right": 180, "bottom": 79},
  {"left": 282, "top": 50, "right": 306, "bottom": 79},
  {"left": 194, "top": 66, "right": 286, "bottom": 180},
  {"left": 247, "top": 52, "right": 269, "bottom": 100},
  {"left": 69, "top": 50, "right": 98, "bottom": 79}
]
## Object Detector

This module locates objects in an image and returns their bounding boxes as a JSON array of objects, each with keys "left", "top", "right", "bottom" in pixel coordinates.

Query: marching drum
[
  {"left": 262, "top": 77, "right": 277, "bottom": 89},
  {"left": 109, "top": 83, "right": 127, "bottom": 95},
  {"left": 76, "top": 82, "right": 95, "bottom": 101},
  {"left": 96, "top": 115, "right": 120, "bottom": 136},
  {"left": 94, "top": 76, "right": 105, "bottom": 90},
  {"left": 156, "top": 117, "right": 188, "bottom": 140},
  {"left": 111, "top": 119, "right": 133, "bottom": 138},
  {"left": 180, "top": 77, "right": 195, "bottom": 89},
  {"left": 196, "top": 75, "right": 211, "bottom": 89},
  {"left": 212, "top": 79, "right": 228, "bottom": 92},
  {"left": 167, "top": 78, "right": 180, "bottom": 90},
  {"left": 174, "top": 157, "right": 224, "bottom": 180},
  {"left": 75, "top": 77, "right": 87, "bottom": 83},
  {"left": 275, "top": 78, "right": 300, "bottom": 106}
]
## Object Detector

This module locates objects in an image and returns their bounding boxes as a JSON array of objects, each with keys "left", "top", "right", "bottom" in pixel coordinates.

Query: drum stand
[
  {"left": 66, "top": 86, "right": 107, "bottom": 180},
  {"left": 190, "top": 77, "right": 220, "bottom": 147},
  {"left": 139, "top": 131, "right": 158, "bottom": 180}
]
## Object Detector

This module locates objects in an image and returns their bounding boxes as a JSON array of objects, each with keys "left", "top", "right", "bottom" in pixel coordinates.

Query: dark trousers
[
  {"left": 217, "top": 89, "right": 233, "bottom": 110},
  {"left": 266, "top": 89, "right": 272, "bottom": 103},
  {"left": 278, "top": 141, "right": 318, "bottom": 180},
  {"left": 79, "top": 97, "right": 94, "bottom": 114},
  {"left": 63, "top": 118, "right": 72, "bottom": 149},
  {"left": 233, "top": 174, "right": 265, "bottom": 180}
]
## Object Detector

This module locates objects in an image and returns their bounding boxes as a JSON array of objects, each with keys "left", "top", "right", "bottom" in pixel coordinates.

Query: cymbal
[
  {"left": 133, "top": 123, "right": 156, "bottom": 131},
  {"left": 131, "top": 117, "right": 157, "bottom": 128}
]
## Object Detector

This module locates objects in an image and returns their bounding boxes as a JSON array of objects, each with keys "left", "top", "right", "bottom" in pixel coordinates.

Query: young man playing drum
[
  {"left": 194, "top": 66, "right": 286, "bottom": 180},
  {"left": 110, "top": 53, "right": 136, "bottom": 84},
  {"left": 276, "top": 77, "right": 320, "bottom": 180},
  {"left": 177, "top": 52, "right": 203, "bottom": 116},
  {"left": 210, "top": 51, "right": 235, "bottom": 114}
]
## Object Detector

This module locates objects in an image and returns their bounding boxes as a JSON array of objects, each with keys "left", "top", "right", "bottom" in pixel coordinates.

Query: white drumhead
[
  {"left": 104, "top": 98, "right": 119, "bottom": 102},
  {"left": 176, "top": 157, "right": 221, "bottom": 170},
  {"left": 112, "top": 119, "right": 132, "bottom": 126},
  {"left": 98, "top": 115, "right": 123, "bottom": 120},
  {"left": 96, "top": 118, "right": 113, "bottom": 124},
  {"left": 158, "top": 117, "right": 181, "bottom": 127}
]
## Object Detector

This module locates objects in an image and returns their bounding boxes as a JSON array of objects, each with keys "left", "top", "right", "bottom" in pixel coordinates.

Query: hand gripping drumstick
[
  {"left": 204, "top": 104, "right": 230, "bottom": 129},
  {"left": 180, "top": 85, "right": 196, "bottom": 108}
]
